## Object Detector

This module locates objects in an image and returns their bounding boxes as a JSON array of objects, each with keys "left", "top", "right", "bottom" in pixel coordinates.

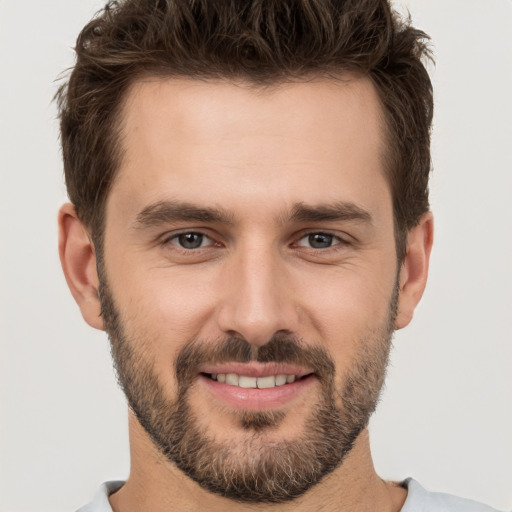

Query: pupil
[
  {"left": 309, "top": 233, "right": 332, "bottom": 248},
  {"left": 179, "top": 233, "right": 203, "bottom": 249}
]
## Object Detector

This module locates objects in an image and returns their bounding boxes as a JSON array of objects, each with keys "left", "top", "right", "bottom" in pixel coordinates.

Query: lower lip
[{"left": 198, "top": 374, "right": 316, "bottom": 410}]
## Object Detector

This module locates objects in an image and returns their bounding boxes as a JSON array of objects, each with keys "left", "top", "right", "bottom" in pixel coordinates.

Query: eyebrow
[
  {"left": 288, "top": 202, "right": 373, "bottom": 225},
  {"left": 133, "top": 199, "right": 373, "bottom": 230},
  {"left": 134, "top": 200, "right": 235, "bottom": 228}
]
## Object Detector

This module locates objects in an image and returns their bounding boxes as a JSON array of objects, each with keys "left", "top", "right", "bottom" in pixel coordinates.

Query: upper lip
[{"left": 199, "top": 362, "right": 313, "bottom": 379}]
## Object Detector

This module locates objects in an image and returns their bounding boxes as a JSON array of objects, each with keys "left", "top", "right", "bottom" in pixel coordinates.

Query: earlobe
[
  {"left": 58, "top": 203, "right": 105, "bottom": 330},
  {"left": 395, "top": 212, "right": 434, "bottom": 330}
]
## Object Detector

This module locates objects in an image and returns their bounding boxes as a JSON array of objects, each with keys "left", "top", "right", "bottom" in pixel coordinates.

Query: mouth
[
  {"left": 198, "top": 363, "right": 316, "bottom": 410},
  {"left": 201, "top": 372, "right": 309, "bottom": 388}
]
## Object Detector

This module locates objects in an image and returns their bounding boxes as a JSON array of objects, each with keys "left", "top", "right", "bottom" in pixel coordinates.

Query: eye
[
  {"left": 296, "top": 232, "right": 341, "bottom": 249},
  {"left": 169, "top": 232, "right": 212, "bottom": 249}
]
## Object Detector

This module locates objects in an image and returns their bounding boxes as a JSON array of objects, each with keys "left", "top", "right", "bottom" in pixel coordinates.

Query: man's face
[{"left": 99, "top": 77, "right": 399, "bottom": 501}]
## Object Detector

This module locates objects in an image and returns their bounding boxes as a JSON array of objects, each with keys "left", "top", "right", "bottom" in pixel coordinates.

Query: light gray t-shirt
[{"left": 77, "top": 478, "right": 504, "bottom": 512}]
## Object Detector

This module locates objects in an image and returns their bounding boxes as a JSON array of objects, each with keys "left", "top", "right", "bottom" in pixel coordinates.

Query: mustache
[{"left": 175, "top": 332, "right": 335, "bottom": 389}]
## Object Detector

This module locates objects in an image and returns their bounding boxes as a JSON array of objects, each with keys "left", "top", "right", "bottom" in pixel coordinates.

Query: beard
[{"left": 99, "top": 276, "right": 397, "bottom": 503}]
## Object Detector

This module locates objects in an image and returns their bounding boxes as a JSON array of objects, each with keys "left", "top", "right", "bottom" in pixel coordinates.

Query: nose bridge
[{"left": 217, "top": 239, "right": 297, "bottom": 345}]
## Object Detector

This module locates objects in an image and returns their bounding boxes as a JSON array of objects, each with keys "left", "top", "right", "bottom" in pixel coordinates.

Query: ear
[
  {"left": 58, "top": 203, "right": 104, "bottom": 330},
  {"left": 395, "top": 212, "right": 434, "bottom": 330}
]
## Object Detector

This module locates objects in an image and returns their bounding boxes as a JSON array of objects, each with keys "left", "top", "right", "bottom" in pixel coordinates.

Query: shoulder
[
  {"left": 401, "top": 478, "right": 505, "bottom": 512},
  {"left": 75, "top": 481, "right": 124, "bottom": 512}
]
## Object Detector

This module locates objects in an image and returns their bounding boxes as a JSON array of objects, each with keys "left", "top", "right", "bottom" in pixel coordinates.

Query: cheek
[
  {"left": 298, "top": 265, "right": 396, "bottom": 361},
  {"left": 111, "top": 267, "right": 220, "bottom": 357}
]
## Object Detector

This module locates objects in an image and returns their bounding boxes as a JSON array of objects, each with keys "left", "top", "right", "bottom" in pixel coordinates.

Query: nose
[{"left": 216, "top": 244, "right": 299, "bottom": 346}]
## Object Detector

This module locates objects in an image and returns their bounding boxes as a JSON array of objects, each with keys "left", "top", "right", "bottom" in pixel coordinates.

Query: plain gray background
[{"left": 0, "top": 1, "right": 511, "bottom": 511}]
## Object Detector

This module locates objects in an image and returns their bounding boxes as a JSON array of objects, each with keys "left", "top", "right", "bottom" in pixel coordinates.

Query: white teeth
[
  {"left": 275, "top": 374, "right": 287, "bottom": 386},
  {"left": 257, "top": 375, "right": 276, "bottom": 388},
  {"left": 238, "top": 376, "right": 257, "bottom": 388},
  {"left": 213, "top": 373, "right": 299, "bottom": 388},
  {"left": 225, "top": 373, "right": 239, "bottom": 386}
]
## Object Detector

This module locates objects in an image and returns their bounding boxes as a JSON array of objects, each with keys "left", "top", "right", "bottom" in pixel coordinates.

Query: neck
[{"left": 109, "top": 413, "right": 407, "bottom": 512}]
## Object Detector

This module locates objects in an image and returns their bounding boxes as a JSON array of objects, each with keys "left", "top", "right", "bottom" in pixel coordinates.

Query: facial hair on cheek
[{"left": 98, "top": 272, "right": 398, "bottom": 503}]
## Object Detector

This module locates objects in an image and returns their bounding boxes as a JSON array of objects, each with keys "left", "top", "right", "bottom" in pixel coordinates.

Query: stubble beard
[{"left": 99, "top": 276, "right": 397, "bottom": 503}]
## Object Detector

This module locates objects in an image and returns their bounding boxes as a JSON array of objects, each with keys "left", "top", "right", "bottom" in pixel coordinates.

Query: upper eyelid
[
  {"left": 158, "top": 228, "right": 353, "bottom": 246},
  {"left": 163, "top": 232, "right": 218, "bottom": 252},
  {"left": 294, "top": 229, "right": 352, "bottom": 242},
  {"left": 294, "top": 232, "right": 344, "bottom": 247},
  {"left": 161, "top": 229, "right": 214, "bottom": 243}
]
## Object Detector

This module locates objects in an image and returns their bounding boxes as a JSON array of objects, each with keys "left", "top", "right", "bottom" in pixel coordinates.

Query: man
[{"left": 56, "top": 1, "right": 503, "bottom": 511}]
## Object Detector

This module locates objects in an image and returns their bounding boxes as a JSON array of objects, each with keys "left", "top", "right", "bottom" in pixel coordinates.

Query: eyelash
[
  {"left": 294, "top": 232, "right": 346, "bottom": 250},
  {"left": 161, "top": 230, "right": 350, "bottom": 251},
  {"left": 163, "top": 231, "right": 217, "bottom": 250}
]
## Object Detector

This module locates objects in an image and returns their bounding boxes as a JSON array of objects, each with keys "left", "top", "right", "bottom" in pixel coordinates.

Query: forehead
[{"left": 110, "top": 76, "right": 390, "bottom": 224}]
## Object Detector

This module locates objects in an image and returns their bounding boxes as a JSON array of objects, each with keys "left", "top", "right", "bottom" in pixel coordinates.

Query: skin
[{"left": 59, "top": 76, "right": 433, "bottom": 512}]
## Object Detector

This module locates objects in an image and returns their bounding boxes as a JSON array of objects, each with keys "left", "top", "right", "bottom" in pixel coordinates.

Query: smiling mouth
[{"left": 201, "top": 372, "right": 313, "bottom": 389}]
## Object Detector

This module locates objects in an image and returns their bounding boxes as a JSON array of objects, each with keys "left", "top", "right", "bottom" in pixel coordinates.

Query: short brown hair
[{"left": 56, "top": 0, "right": 433, "bottom": 259}]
